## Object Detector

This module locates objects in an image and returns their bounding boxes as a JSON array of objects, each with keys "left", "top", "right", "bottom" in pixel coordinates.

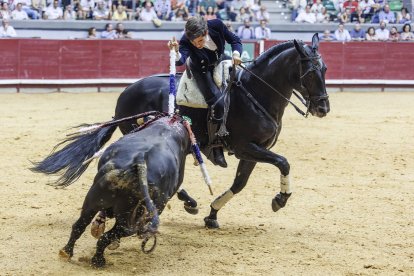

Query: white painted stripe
[{"left": 1, "top": 79, "right": 414, "bottom": 86}]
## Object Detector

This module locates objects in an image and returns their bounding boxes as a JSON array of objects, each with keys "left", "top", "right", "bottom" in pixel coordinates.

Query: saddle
[{"left": 176, "top": 60, "right": 233, "bottom": 108}]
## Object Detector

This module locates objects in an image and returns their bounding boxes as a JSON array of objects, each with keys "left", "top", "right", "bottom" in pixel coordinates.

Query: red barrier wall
[{"left": 0, "top": 39, "right": 413, "bottom": 80}]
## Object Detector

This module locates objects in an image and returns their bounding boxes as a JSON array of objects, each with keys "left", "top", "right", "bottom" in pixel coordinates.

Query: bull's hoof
[
  {"left": 91, "top": 219, "right": 106, "bottom": 239},
  {"left": 107, "top": 239, "right": 120, "bottom": 250},
  {"left": 272, "top": 192, "right": 292, "bottom": 212},
  {"left": 184, "top": 203, "right": 199, "bottom": 215},
  {"left": 91, "top": 255, "right": 106, "bottom": 268},
  {"left": 204, "top": 217, "right": 219, "bottom": 229},
  {"left": 58, "top": 248, "right": 71, "bottom": 261}
]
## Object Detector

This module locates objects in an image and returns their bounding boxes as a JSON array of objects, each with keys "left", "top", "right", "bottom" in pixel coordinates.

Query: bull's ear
[
  {"left": 294, "top": 39, "right": 306, "bottom": 58},
  {"left": 312, "top": 33, "right": 319, "bottom": 51}
]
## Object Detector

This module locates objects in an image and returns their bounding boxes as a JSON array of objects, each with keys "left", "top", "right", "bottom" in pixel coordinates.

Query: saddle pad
[{"left": 176, "top": 60, "right": 232, "bottom": 108}]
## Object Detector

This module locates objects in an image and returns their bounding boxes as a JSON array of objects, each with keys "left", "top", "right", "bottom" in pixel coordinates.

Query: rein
[{"left": 238, "top": 64, "right": 309, "bottom": 117}]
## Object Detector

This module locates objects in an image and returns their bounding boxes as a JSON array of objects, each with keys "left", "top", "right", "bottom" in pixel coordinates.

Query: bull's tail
[
  {"left": 136, "top": 162, "right": 159, "bottom": 234},
  {"left": 30, "top": 125, "right": 118, "bottom": 187}
]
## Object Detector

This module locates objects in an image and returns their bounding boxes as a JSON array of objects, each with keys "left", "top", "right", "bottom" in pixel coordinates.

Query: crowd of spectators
[
  {"left": 321, "top": 21, "right": 414, "bottom": 41},
  {"left": 0, "top": 0, "right": 274, "bottom": 24},
  {"left": 289, "top": 0, "right": 411, "bottom": 25}
]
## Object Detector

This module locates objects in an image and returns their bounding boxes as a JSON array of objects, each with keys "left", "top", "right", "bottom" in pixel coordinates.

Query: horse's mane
[{"left": 253, "top": 40, "right": 301, "bottom": 65}]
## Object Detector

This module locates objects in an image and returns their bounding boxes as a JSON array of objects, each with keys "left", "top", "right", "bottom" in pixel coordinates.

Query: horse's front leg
[
  {"left": 204, "top": 160, "right": 256, "bottom": 229},
  {"left": 235, "top": 142, "right": 292, "bottom": 212}
]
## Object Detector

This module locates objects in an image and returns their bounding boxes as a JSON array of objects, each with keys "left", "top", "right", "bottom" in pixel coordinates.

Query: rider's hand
[
  {"left": 232, "top": 51, "right": 242, "bottom": 66},
  {"left": 168, "top": 36, "right": 179, "bottom": 53}
]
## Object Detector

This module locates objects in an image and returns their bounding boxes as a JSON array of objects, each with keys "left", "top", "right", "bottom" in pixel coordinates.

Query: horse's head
[{"left": 293, "top": 34, "right": 330, "bottom": 118}]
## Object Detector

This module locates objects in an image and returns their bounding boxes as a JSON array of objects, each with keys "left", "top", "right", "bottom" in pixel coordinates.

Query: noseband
[{"left": 299, "top": 52, "right": 329, "bottom": 111}]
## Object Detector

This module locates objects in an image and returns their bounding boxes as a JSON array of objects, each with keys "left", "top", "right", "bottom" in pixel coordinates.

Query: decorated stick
[
  {"left": 168, "top": 48, "right": 177, "bottom": 115},
  {"left": 183, "top": 119, "right": 213, "bottom": 195}
]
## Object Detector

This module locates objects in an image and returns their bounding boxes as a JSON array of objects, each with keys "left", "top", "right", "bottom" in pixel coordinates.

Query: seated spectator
[
  {"left": 32, "top": 0, "right": 46, "bottom": 18},
  {"left": 388, "top": 26, "right": 399, "bottom": 41},
  {"left": 365, "top": 26, "right": 378, "bottom": 40},
  {"left": 186, "top": 0, "right": 199, "bottom": 16},
  {"left": 397, "top": 7, "right": 411, "bottom": 24},
  {"left": 288, "top": 0, "right": 306, "bottom": 22},
  {"left": 172, "top": 7, "right": 188, "bottom": 21},
  {"left": 237, "top": 18, "right": 255, "bottom": 39},
  {"left": 112, "top": 4, "right": 127, "bottom": 20},
  {"left": 400, "top": 23, "right": 414, "bottom": 41},
  {"left": 17, "top": 0, "right": 40, "bottom": 19},
  {"left": 254, "top": 19, "right": 271, "bottom": 40},
  {"left": 204, "top": 6, "right": 216, "bottom": 20},
  {"left": 255, "top": 5, "right": 269, "bottom": 22},
  {"left": 11, "top": 3, "right": 29, "bottom": 20},
  {"left": 378, "top": 4, "right": 396, "bottom": 24},
  {"left": 311, "top": 0, "right": 323, "bottom": 14},
  {"left": 351, "top": 6, "right": 365, "bottom": 23},
  {"left": 101, "top": 23, "right": 117, "bottom": 39},
  {"left": 79, "top": 0, "right": 95, "bottom": 19},
  {"left": 44, "top": 0, "right": 63, "bottom": 19},
  {"left": 338, "top": 8, "right": 351, "bottom": 23},
  {"left": 316, "top": 7, "right": 330, "bottom": 23},
  {"left": 93, "top": 1, "right": 111, "bottom": 20},
  {"left": 341, "top": 0, "right": 358, "bottom": 13},
  {"left": 229, "top": 0, "right": 245, "bottom": 19},
  {"left": 321, "top": 29, "right": 335, "bottom": 41},
  {"left": 199, "top": 0, "right": 216, "bottom": 16},
  {"left": 236, "top": 7, "right": 252, "bottom": 22},
  {"left": 0, "top": 19, "right": 17, "bottom": 37},
  {"left": 376, "top": 20, "right": 389, "bottom": 41},
  {"left": 87, "top": 26, "right": 97, "bottom": 38},
  {"left": 295, "top": 5, "right": 316, "bottom": 23},
  {"left": 358, "top": 0, "right": 374, "bottom": 20},
  {"left": 225, "top": 20, "right": 235, "bottom": 33},
  {"left": 0, "top": 2, "right": 12, "bottom": 20},
  {"left": 350, "top": 22, "right": 365, "bottom": 40},
  {"left": 334, "top": 23, "right": 351, "bottom": 41},
  {"left": 154, "top": 0, "right": 172, "bottom": 20},
  {"left": 115, "top": 22, "right": 132, "bottom": 38},
  {"left": 63, "top": 4, "right": 77, "bottom": 19},
  {"left": 139, "top": 1, "right": 157, "bottom": 21}
]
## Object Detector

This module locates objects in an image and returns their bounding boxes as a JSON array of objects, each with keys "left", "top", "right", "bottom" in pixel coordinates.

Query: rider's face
[{"left": 190, "top": 32, "right": 207, "bottom": 49}]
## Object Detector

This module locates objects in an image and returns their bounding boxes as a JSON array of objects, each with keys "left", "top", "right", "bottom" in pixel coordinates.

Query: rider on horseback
[{"left": 168, "top": 16, "right": 243, "bottom": 168}]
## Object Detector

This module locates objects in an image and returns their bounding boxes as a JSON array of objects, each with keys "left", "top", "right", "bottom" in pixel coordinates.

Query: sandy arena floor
[{"left": 0, "top": 92, "right": 413, "bottom": 275}]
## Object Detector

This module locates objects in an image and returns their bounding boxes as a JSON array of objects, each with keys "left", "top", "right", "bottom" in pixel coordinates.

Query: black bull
[{"left": 57, "top": 117, "right": 191, "bottom": 267}]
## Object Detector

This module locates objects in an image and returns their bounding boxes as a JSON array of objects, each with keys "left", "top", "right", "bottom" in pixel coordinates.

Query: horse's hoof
[
  {"left": 184, "top": 203, "right": 199, "bottom": 215},
  {"left": 271, "top": 198, "right": 282, "bottom": 212},
  {"left": 91, "top": 220, "right": 106, "bottom": 239},
  {"left": 58, "top": 248, "right": 71, "bottom": 261},
  {"left": 107, "top": 239, "right": 120, "bottom": 250},
  {"left": 272, "top": 193, "right": 292, "bottom": 212},
  {"left": 91, "top": 255, "right": 106, "bottom": 268},
  {"left": 204, "top": 217, "right": 219, "bottom": 229}
]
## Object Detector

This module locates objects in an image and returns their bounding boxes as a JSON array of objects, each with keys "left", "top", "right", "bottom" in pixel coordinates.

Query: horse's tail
[
  {"left": 30, "top": 124, "right": 118, "bottom": 187},
  {"left": 136, "top": 161, "right": 159, "bottom": 234}
]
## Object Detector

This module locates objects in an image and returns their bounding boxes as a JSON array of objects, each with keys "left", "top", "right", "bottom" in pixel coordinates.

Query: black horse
[
  {"left": 35, "top": 35, "right": 330, "bottom": 229},
  {"left": 54, "top": 116, "right": 191, "bottom": 267}
]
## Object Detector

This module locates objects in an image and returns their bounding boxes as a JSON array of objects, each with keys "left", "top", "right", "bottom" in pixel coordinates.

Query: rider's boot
[{"left": 206, "top": 96, "right": 227, "bottom": 168}]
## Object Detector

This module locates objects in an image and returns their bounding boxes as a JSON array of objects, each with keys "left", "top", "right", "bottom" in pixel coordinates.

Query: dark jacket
[{"left": 176, "top": 19, "right": 242, "bottom": 72}]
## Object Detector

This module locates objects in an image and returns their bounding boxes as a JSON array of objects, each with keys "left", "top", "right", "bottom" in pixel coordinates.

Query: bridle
[{"left": 237, "top": 47, "right": 328, "bottom": 118}]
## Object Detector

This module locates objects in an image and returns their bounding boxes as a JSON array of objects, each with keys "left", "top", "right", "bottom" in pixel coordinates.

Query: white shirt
[
  {"left": 0, "top": 25, "right": 17, "bottom": 37},
  {"left": 295, "top": 11, "right": 316, "bottom": 23},
  {"left": 11, "top": 9, "right": 29, "bottom": 20},
  {"left": 376, "top": 28, "right": 390, "bottom": 40},
  {"left": 255, "top": 26, "right": 271, "bottom": 39},
  {"left": 334, "top": 29, "right": 351, "bottom": 41},
  {"left": 45, "top": 6, "right": 63, "bottom": 19},
  {"left": 203, "top": 34, "right": 217, "bottom": 51},
  {"left": 139, "top": 8, "right": 157, "bottom": 21}
]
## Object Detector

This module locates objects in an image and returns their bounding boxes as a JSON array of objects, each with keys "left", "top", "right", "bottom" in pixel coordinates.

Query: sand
[{"left": 0, "top": 92, "right": 413, "bottom": 275}]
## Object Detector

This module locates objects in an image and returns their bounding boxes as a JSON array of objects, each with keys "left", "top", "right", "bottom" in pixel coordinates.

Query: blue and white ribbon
[{"left": 169, "top": 50, "right": 177, "bottom": 115}]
